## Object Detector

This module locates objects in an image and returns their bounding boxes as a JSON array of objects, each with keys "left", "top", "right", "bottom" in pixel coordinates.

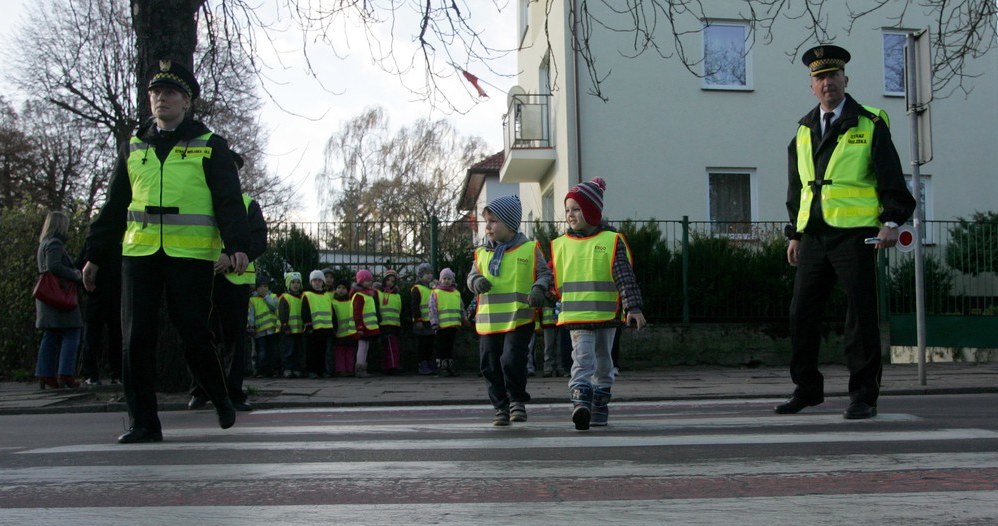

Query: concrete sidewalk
[{"left": 1, "top": 362, "right": 996, "bottom": 415}]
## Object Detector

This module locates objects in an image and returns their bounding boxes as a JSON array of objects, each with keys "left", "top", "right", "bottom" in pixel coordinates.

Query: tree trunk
[
  {"left": 130, "top": 0, "right": 203, "bottom": 121},
  {"left": 130, "top": 0, "right": 205, "bottom": 392}
]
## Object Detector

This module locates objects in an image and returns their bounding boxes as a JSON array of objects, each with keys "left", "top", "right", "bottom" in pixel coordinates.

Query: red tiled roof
[{"left": 468, "top": 151, "right": 504, "bottom": 173}]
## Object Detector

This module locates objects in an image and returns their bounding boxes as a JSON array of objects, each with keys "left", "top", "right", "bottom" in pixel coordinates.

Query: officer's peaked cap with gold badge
[
  {"left": 801, "top": 45, "right": 851, "bottom": 76},
  {"left": 147, "top": 59, "right": 200, "bottom": 100}
]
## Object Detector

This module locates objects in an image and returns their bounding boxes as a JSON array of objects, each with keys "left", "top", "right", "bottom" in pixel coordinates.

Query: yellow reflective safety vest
[
  {"left": 352, "top": 290, "right": 380, "bottom": 333},
  {"left": 330, "top": 297, "right": 357, "bottom": 339},
  {"left": 379, "top": 290, "right": 402, "bottom": 328},
  {"left": 250, "top": 293, "right": 278, "bottom": 335},
  {"left": 540, "top": 304, "right": 557, "bottom": 328},
  {"left": 303, "top": 291, "right": 334, "bottom": 331},
  {"left": 551, "top": 231, "right": 630, "bottom": 325},
  {"left": 794, "top": 105, "right": 887, "bottom": 231},
  {"left": 224, "top": 194, "right": 256, "bottom": 285},
  {"left": 123, "top": 132, "right": 222, "bottom": 261},
  {"left": 432, "top": 288, "right": 463, "bottom": 329},
  {"left": 280, "top": 293, "right": 304, "bottom": 334},
  {"left": 473, "top": 242, "right": 538, "bottom": 335},
  {"left": 412, "top": 283, "right": 432, "bottom": 322}
]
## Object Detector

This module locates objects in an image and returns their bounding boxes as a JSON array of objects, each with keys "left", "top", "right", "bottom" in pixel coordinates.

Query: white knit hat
[{"left": 309, "top": 270, "right": 324, "bottom": 282}]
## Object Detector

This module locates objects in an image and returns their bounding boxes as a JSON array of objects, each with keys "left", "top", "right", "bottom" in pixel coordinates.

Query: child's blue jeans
[{"left": 568, "top": 327, "right": 617, "bottom": 390}]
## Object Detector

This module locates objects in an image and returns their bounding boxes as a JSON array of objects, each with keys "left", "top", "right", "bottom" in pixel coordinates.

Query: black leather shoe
[
  {"left": 774, "top": 396, "right": 823, "bottom": 414},
  {"left": 232, "top": 400, "right": 253, "bottom": 412},
  {"left": 215, "top": 398, "right": 237, "bottom": 429},
  {"left": 187, "top": 396, "right": 208, "bottom": 410},
  {"left": 117, "top": 427, "right": 163, "bottom": 444},
  {"left": 843, "top": 401, "right": 878, "bottom": 420}
]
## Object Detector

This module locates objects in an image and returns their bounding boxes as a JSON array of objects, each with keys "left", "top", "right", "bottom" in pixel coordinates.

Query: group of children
[{"left": 245, "top": 176, "right": 647, "bottom": 431}]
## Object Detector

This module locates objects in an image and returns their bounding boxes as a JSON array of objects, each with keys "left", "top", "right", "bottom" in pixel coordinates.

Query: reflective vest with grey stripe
[
  {"left": 379, "top": 290, "right": 402, "bottom": 327},
  {"left": 794, "top": 105, "right": 887, "bottom": 231},
  {"left": 223, "top": 194, "right": 256, "bottom": 285},
  {"left": 280, "top": 293, "right": 304, "bottom": 334},
  {"left": 412, "top": 284, "right": 432, "bottom": 322},
  {"left": 303, "top": 291, "right": 334, "bottom": 330},
  {"left": 353, "top": 290, "right": 380, "bottom": 332},
  {"left": 473, "top": 242, "right": 538, "bottom": 335},
  {"left": 123, "top": 133, "right": 222, "bottom": 261},
  {"left": 250, "top": 294, "right": 278, "bottom": 335},
  {"left": 330, "top": 297, "right": 357, "bottom": 338},
  {"left": 551, "top": 231, "right": 630, "bottom": 325},
  {"left": 432, "top": 288, "right": 463, "bottom": 329}
]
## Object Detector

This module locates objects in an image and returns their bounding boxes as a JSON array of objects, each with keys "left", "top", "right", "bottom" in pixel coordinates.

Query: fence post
[
  {"left": 430, "top": 215, "right": 439, "bottom": 272},
  {"left": 682, "top": 215, "right": 690, "bottom": 324}
]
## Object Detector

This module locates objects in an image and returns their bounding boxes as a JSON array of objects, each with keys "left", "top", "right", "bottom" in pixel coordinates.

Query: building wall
[{"left": 508, "top": 0, "right": 998, "bottom": 224}]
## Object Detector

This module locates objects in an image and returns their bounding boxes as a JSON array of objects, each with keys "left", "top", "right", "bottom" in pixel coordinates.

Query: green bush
[
  {"left": 888, "top": 254, "right": 955, "bottom": 314},
  {"left": 945, "top": 211, "right": 998, "bottom": 276}
]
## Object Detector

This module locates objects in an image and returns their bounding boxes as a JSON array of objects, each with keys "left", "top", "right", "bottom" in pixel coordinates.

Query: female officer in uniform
[{"left": 83, "top": 59, "right": 251, "bottom": 443}]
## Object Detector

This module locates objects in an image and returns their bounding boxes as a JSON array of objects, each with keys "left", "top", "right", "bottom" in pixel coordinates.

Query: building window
[
  {"left": 702, "top": 21, "right": 751, "bottom": 90},
  {"left": 883, "top": 31, "right": 907, "bottom": 96},
  {"left": 708, "top": 170, "right": 754, "bottom": 235}
]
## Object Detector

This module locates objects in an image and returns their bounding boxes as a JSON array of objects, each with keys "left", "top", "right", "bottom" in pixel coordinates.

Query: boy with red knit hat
[{"left": 550, "top": 177, "right": 647, "bottom": 430}]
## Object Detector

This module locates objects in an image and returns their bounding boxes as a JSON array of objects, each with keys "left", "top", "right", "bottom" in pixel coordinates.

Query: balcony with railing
[{"left": 500, "top": 93, "right": 556, "bottom": 183}]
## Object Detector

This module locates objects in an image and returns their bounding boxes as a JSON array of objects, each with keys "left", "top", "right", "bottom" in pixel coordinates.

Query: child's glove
[
  {"left": 527, "top": 286, "right": 547, "bottom": 308},
  {"left": 471, "top": 276, "right": 493, "bottom": 294}
]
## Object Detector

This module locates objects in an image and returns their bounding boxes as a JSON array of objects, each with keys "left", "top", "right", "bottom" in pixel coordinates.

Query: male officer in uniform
[
  {"left": 83, "top": 59, "right": 251, "bottom": 443},
  {"left": 779, "top": 45, "right": 915, "bottom": 420}
]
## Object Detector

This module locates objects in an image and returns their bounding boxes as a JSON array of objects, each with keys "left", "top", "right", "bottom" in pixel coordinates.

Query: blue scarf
[{"left": 486, "top": 232, "right": 526, "bottom": 277}]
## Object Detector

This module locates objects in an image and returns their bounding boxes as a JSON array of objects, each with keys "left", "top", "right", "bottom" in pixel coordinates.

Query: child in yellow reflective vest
[
  {"left": 351, "top": 269, "right": 380, "bottom": 378},
  {"left": 551, "top": 178, "right": 646, "bottom": 430},
  {"left": 378, "top": 269, "right": 403, "bottom": 374},
  {"left": 411, "top": 262, "right": 436, "bottom": 375},
  {"left": 248, "top": 275, "right": 280, "bottom": 377},
  {"left": 429, "top": 268, "right": 467, "bottom": 377},
  {"left": 330, "top": 278, "right": 357, "bottom": 376},
  {"left": 278, "top": 272, "right": 306, "bottom": 378},
  {"left": 467, "top": 194, "right": 553, "bottom": 426},
  {"left": 301, "top": 270, "right": 333, "bottom": 379}
]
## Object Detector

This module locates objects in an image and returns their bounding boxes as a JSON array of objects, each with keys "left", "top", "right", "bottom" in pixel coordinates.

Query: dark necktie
[{"left": 822, "top": 112, "right": 834, "bottom": 140}]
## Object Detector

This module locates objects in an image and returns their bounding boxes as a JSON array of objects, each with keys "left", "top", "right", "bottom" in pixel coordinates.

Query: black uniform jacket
[
  {"left": 785, "top": 94, "right": 916, "bottom": 238},
  {"left": 85, "top": 118, "right": 251, "bottom": 266}
]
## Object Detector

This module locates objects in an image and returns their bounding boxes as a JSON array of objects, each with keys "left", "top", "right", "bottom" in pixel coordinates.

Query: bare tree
[
  {"left": 316, "top": 106, "right": 488, "bottom": 253},
  {"left": 0, "top": 98, "right": 34, "bottom": 209}
]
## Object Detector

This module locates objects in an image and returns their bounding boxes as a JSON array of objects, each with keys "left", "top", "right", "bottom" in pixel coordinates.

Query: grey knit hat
[{"left": 484, "top": 194, "right": 522, "bottom": 233}]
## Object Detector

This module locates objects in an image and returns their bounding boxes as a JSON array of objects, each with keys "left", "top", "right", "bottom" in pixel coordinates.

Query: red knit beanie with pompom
[{"left": 565, "top": 177, "right": 606, "bottom": 226}]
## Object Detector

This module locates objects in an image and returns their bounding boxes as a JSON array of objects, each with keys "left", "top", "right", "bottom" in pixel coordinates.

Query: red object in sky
[{"left": 462, "top": 70, "right": 488, "bottom": 98}]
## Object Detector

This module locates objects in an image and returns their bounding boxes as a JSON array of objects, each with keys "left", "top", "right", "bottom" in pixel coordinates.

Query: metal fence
[{"left": 262, "top": 218, "right": 998, "bottom": 323}]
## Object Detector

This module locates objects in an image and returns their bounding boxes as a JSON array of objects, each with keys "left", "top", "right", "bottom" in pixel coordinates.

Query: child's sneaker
[
  {"left": 417, "top": 360, "right": 433, "bottom": 375},
  {"left": 493, "top": 408, "right": 511, "bottom": 426},
  {"left": 510, "top": 402, "right": 527, "bottom": 422},
  {"left": 591, "top": 387, "right": 611, "bottom": 427}
]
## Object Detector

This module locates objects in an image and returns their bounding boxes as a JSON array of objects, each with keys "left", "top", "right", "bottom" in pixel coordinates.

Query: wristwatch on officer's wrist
[{"left": 884, "top": 221, "right": 899, "bottom": 229}]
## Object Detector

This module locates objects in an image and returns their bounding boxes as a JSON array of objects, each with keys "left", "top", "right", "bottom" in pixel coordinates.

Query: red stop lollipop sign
[{"left": 896, "top": 224, "right": 916, "bottom": 253}]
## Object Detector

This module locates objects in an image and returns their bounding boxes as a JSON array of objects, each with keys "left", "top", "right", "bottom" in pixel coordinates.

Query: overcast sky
[{"left": 0, "top": 0, "right": 516, "bottom": 220}]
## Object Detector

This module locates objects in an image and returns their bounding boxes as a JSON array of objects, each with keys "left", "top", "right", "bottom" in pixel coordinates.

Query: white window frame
[
  {"left": 542, "top": 188, "right": 555, "bottom": 222},
  {"left": 882, "top": 29, "right": 909, "bottom": 97},
  {"left": 518, "top": 0, "right": 530, "bottom": 47},
  {"left": 701, "top": 20, "right": 753, "bottom": 91},
  {"left": 706, "top": 168, "right": 758, "bottom": 238}
]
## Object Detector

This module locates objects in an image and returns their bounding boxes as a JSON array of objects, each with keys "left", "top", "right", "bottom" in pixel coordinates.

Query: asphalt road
[{"left": 1, "top": 393, "right": 997, "bottom": 525}]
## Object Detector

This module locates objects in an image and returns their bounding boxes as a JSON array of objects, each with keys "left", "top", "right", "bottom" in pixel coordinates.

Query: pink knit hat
[
  {"left": 355, "top": 269, "right": 374, "bottom": 284},
  {"left": 439, "top": 268, "right": 456, "bottom": 280}
]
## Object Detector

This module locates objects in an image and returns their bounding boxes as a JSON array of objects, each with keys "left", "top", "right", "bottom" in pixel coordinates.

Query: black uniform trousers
[
  {"left": 121, "top": 251, "right": 229, "bottom": 431},
  {"left": 479, "top": 323, "right": 534, "bottom": 409},
  {"left": 191, "top": 275, "right": 251, "bottom": 403},
  {"left": 79, "top": 282, "right": 122, "bottom": 382},
  {"left": 789, "top": 228, "right": 882, "bottom": 406}
]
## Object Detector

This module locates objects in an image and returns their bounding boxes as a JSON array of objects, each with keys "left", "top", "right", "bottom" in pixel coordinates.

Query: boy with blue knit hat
[
  {"left": 411, "top": 262, "right": 437, "bottom": 375},
  {"left": 467, "top": 194, "right": 553, "bottom": 425}
]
